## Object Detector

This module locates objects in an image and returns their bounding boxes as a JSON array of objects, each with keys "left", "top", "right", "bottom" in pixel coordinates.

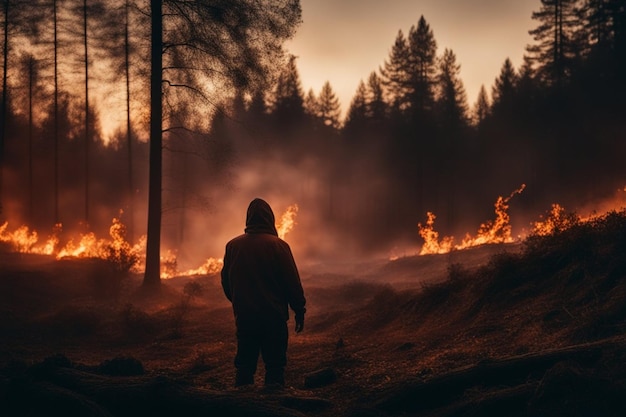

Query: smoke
[{"left": 3, "top": 114, "right": 626, "bottom": 274}]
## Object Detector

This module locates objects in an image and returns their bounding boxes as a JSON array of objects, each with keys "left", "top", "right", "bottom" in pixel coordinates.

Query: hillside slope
[{"left": 1, "top": 210, "right": 626, "bottom": 416}]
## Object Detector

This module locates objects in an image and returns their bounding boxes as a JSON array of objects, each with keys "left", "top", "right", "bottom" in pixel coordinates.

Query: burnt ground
[{"left": 1, "top": 213, "right": 626, "bottom": 417}]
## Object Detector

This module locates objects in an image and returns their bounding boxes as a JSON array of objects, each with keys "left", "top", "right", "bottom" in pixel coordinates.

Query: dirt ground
[{"left": 2, "top": 244, "right": 626, "bottom": 416}]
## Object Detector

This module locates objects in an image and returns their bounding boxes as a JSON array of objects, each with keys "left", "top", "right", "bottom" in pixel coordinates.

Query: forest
[{"left": 0, "top": 0, "right": 625, "bottom": 264}]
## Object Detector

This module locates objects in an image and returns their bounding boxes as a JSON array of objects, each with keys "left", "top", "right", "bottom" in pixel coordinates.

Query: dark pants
[{"left": 234, "top": 316, "right": 288, "bottom": 387}]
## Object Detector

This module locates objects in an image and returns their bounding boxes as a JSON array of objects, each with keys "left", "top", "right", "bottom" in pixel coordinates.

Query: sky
[{"left": 285, "top": 0, "right": 539, "bottom": 118}]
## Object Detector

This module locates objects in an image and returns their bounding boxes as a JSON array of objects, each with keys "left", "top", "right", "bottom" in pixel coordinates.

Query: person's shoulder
[
  {"left": 273, "top": 236, "right": 293, "bottom": 250},
  {"left": 226, "top": 234, "right": 247, "bottom": 246}
]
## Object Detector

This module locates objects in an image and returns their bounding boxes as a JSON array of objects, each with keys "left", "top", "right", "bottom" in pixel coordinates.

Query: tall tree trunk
[
  {"left": 143, "top": 0, "right": 162, "bottom": 288},
  {"left": 0, "top": 0, "right": 8, "bottom": 216},
  {"left": 179, "top": 151, "right": 188, "bottom": 247},
  {"left": 28, "top": 57, "right": 34, "bottom": 224},
  {"left": 83, "top": 0, "right": 90, "bottom": 224},
  {"left": 125, "top": 0, "right": 134, "bottom": 243},
  {"left": 53, "top": 0, "right": 60, "bottom": 224}
]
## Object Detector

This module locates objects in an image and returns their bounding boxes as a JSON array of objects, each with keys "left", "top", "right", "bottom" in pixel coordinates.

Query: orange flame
[
  {"left": 277, "top": 204, "right": 299, "bottom": 240},
  {"left": 418, "top": 212, "right": 454, "bottom": 255},
  {"left": 0, "top": 222, "right": 60, "bottom": 255},
  {"left": 1, "top": 204, "right": 301, "bottom": 279},
  {"left": 167, "top": 257, "right": 224, "bottom": 279},
  {"left": 531, "top": 203, "right": 580, "bottom": 236},
  {"left": 457, "top": 183, "right": 526, "bottom": 249},
  {"left": 418, "top": 184, "right": 526, "bottom": 255}
]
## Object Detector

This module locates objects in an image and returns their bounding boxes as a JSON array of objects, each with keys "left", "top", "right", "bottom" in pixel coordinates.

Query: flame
[
  {"left": 0, "top": 203, "right": 300, "bottom": 279},
  {"left": 0, "top": 222, "right": 40, "bottom": 253},
  {"left": 418, "top": 212, "right": 454, "bottom": 255},
  {"left": 418, "top": 184, "right": 526, "bottom": 255},
  {"left": 0, "top": 215, "right": 141, "bottom": 271},
  {"left": 276, "top": 204, "right": 299, "bottom": 240},
  {"left": 0, "top": 222, "right": 60, "bottom": 255},
  {"left": 167, "top": 257, "right": 224, "bottom": 279},
  {"left": 531, "top": 203, "right": 580, "bottom": 236},
  {"left": 457, "top": 183, "right": 526, "bottom": 249}
]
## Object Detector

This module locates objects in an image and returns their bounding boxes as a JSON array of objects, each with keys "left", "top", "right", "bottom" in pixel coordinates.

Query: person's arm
[
  {"left": 220, "top": 244, "right": 232, "bottom": 302},
  {"left": 280, "top": 243, "right": 306, "bottom": 331}
]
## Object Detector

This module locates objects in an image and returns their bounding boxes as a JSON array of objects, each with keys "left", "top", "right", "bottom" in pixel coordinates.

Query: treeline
[
  {"left": 210, "top": 1, "right": 626, "bottom": 248},
  {"left": 1, "top": 1, "right": 625, "bottom": 252}
]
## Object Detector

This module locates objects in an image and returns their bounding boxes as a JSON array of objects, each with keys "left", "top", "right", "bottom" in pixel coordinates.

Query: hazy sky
[{"left": 285, "top": 0, "right": 539, "bottom": 117}]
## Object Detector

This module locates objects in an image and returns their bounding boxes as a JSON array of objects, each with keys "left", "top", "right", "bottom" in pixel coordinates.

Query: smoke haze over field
[{"left": 2, "top": 124, "right": 626, "bottom": 275}]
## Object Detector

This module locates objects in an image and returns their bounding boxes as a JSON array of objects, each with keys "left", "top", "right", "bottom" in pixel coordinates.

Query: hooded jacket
[{"left": 221, "top": 198, "right": 306, "bottom": 322}]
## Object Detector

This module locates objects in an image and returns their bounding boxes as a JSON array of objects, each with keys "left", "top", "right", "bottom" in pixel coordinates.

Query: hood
[{"left": 244, "top": 198, "right": 278, "bottom": 236}]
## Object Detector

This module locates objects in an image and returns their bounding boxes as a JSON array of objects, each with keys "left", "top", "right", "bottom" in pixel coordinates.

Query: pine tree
[
  {"left": 436, "top": 48, "right": 468, "bottom": 132},
  {"left": 343, "top": 80, "right": 368, "bottom": 139},
  {"left": 303, "top": 88, "right": 318, "bottom": 118},
  {"left": 366, "top": 71, "right": 386, "bottom": 122},
  {"left": 317, "top": 81, "right": 341, "bottom": 130},
  {"left": 527, "top": 0, "right": 581, "bottom": 86},
  {"left": 473, "top": 84, "right": 490, "bottom": 126},
  {"left": 271, "top": 54, "right": 305, "bottom": 128},
  {"left": 491, "top": 58, "right": 518, "bottom": 116},
  {"left": 515, "top": 56, "right": 538, "bottom": 124},
  {"left": 406, "top": 15, "right": 438, "bottom": 116},
  {"left": 380, "top": 30, "right": 410, "bottom": 111},
  {"left": 581, "top": 0, "right": 615, "bottom": 48}
]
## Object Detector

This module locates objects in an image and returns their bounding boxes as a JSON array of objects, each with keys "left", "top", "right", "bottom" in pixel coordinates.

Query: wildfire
[
  {"left": 418, "top": 184, "right": 526, "bottom": 255},
  {"left": 277, "top": 204, "right": 299, "bottom": 240},
  {"left": 0, "top": 204, "right": 301, "bottom": 279},
  {"left": 0, "top": 222, "right": 59, "bottom": 255}
]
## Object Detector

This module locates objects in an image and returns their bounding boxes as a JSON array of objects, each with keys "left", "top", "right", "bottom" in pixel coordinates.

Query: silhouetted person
[{"left": 221, "top": 198, "right": 306, "bottom": 388}]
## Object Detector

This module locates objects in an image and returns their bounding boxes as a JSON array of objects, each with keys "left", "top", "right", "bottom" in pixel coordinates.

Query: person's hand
[{"left": 295, "top": 313, "right": 304, "bottom": 333}]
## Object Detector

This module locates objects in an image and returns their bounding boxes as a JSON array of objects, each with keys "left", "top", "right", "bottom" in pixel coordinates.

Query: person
[{"left": 221, "top": 198, "right": 306, "bottom": 388}]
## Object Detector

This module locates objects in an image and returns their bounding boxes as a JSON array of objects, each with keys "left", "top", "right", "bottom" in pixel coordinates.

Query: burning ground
[{"left": 1, "top": 208, "right": 626, "bottom": 416}]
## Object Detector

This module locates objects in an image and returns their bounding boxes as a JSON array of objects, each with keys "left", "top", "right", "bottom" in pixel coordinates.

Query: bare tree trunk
[
  {"left": 125, "top": 0, "right": 134, "bottom": 243},
  {"left": 53, "top": 0, "right": 60, "bottom": 224},
  {"left": 179, "top": 151, "right": 188, "bottom": 247},
  {"left": 83, "top": 0, "right": 90, "bottom": 224},
  {"left": 143, "top": 0, "right": 162, "bottom": 288},
  {"left": 28, "top": 56, "right": 34, "bottom": 224},
  {"left": 0, "top": 0, "right": 9, "bottom": 216}
]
